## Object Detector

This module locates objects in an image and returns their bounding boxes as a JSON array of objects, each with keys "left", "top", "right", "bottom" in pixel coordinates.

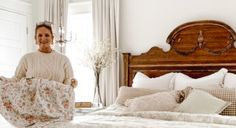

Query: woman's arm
[
  {"left": 14, "top": 55, "right": 28, "bottom": 81},
  {"left": 63, "top": 57, "right": 77, "bottom": 88}
]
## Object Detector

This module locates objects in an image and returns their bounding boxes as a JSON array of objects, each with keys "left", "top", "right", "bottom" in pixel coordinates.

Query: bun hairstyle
[{"left": 35, "top": 21, "right": 55, "bottom": 39}]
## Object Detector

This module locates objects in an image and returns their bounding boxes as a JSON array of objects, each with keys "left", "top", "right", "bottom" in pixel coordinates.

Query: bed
[{"left": 2, "top": 20, "right": 236, "bottom": 128}]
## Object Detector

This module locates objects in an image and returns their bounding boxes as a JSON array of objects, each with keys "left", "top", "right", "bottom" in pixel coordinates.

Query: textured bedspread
[{"left": 30, "top": 105, "right": 236, "bottom": 128}]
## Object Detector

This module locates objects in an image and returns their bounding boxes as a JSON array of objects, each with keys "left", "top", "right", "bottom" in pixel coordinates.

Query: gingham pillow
[{"left": 202, "top": 88, "right": 236, "bottom": 116}]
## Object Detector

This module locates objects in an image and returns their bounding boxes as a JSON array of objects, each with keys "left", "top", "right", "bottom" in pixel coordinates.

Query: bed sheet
[{"left": 26, "top": 104, "right": 236, "bottom": 128}]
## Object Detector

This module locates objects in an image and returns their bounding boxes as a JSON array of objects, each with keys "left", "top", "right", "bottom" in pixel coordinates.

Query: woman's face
[{"left": 35, "top": 26, "right": 53, "bottom": 53}]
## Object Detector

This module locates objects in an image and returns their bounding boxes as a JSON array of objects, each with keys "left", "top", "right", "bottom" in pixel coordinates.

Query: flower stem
[{"left": 94, "top": 71, "right": 103, "bottom": 107}]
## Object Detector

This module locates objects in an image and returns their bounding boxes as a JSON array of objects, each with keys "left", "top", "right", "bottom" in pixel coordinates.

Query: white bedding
[{"left": 17, "top": 104, "right": 236, "bottom": 128}]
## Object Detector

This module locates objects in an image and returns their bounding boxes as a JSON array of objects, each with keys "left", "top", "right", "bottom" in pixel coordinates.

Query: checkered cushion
[{"left": 202, "top": 88, "right": 236, "bottom": 116}]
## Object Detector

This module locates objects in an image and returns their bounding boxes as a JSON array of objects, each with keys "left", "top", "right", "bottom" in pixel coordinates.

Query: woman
[
  {"left": 1, "top": 21, "right": 77, "bottom": 87},
  {"left": 0, "top": 21, "right": 76, "bottom": 127}
]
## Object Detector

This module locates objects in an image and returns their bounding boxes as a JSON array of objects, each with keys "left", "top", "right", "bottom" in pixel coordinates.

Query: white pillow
[
  {"left": 125, "top": 91, "right": 178, "bottom": 112},
  {"left": 132, "top": 72, "right": 176, "bottom": 90},
  {"left": 174, "top": 68, "right": 228, "bottom": 90},
  {"left": 224, "top": 73, "right": 236, "bottom": 88},
  {"left": 115, "top": 86, "right": 160, "bottom": 105},
  {"left": 174, "top": 89, "right": 231, "bottom": 114}
]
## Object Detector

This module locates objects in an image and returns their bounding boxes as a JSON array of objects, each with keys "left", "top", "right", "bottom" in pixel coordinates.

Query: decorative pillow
[
  {"left": 201, "top": 88, "right": 236, "bottom": 116},
  {"left": 224, "top": 73, "right": 236, "bottom": 88},
  {"left": 132, "top": 72, "right": 176, "bottom": 90},
  {"left": 124, "top": 91, "right": 178, "bottom": 112},
  {"left": 174, "top": 89, "right": 231, "bottom": 114},
  {"left": 174, "top": 68, "right": 228, "bottom": 90},
  {"left": 115, "top": 86, "right": 160, "bottom": 105}
]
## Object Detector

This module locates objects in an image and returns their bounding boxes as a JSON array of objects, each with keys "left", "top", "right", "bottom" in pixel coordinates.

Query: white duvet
[{"left": 26, "top": 104, "right": 236, "bottom": 128}]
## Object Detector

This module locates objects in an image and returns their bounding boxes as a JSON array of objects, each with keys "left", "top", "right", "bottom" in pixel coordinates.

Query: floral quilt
[{"left": 0, "top": 78, "right": 74, "bottom": 128}]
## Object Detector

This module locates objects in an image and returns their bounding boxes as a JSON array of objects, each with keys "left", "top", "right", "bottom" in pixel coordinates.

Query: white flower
[{"left": 79, "top": 39, "right": 115, "bottom": 73}]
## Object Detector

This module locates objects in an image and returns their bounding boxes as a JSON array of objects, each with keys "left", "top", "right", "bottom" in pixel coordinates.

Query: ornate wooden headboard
[{"left": 123, "top": 20, "right": 236, "bottom": 87}]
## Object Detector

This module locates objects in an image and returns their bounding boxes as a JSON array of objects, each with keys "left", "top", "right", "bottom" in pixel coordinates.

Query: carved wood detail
[
  {"left": 123, "top": 20, "right": 236, "bottom": 87},
  {"left": 167, "top": 20, "right": 236, "bottom": 56}
]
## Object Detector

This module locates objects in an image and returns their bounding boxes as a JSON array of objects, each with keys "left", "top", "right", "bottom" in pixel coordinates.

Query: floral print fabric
[{"left": 0, "top": 78, "right": 74, "bottom": 128}]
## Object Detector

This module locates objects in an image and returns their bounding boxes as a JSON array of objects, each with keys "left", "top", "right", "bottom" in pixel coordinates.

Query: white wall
[{"left": 120, "top": 0, "right": 236, "bottom": 55}]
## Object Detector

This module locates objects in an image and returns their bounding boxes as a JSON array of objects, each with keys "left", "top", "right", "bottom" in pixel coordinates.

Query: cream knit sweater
[{"left": 9, "top": 50, "right": 74, "bottom": 85}]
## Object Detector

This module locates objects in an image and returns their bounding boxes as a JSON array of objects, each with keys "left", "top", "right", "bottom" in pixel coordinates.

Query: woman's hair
[{"left": 35, "top": 21, "right": 54, "bottom": 39}]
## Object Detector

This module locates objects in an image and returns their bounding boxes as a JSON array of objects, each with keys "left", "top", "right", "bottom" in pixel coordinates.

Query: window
[{"left": 66, "top": 0, "right": 94, "bottom": 102}]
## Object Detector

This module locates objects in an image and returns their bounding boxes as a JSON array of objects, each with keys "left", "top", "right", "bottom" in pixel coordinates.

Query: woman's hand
[{"left": 71, "top": 78, "right": 78, "bottom": 88}]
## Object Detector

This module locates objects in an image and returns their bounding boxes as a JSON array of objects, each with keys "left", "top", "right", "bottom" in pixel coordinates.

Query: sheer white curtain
[
  {"left": 43, "top": 0, "right": 69, "bottom": 53},
  {"left": 92, "top": 0, "right": 120, "bottom": 106}
]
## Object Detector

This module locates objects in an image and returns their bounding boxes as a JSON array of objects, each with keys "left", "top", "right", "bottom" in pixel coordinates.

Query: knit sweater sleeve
[
  {"left": 63, "top": 56, "right": 74, "bottom": 85},
  {"left": 14, "top": 55, "right": 28, "bottom": 81}
]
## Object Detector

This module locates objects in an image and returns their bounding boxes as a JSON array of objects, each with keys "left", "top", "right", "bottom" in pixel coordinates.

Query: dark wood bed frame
[{"left": 123, "top": 20, "right": 236, "bottom": 87}]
